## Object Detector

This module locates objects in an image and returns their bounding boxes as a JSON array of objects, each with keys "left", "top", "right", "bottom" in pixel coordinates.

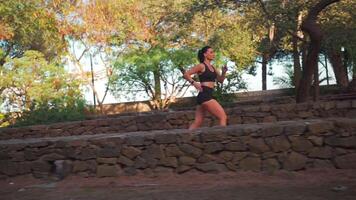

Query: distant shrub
[{"left": 13, "top": 98, "right": 87, "bottom": 127}]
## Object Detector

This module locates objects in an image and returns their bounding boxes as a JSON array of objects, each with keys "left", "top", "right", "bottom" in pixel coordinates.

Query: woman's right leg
[
  {"left": 202, "top": 99, "right": 227, "bottom": 126},
  {"left": 189, "top": 105, "right": 205, "bottom": 130}
]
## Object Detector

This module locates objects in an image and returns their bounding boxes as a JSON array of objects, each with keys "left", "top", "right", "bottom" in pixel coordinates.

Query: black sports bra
[{"left": 198, "top": 63, "right": 217, "bottom": 82}]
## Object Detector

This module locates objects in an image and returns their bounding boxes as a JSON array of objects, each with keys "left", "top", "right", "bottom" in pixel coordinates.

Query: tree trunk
[
  {"left": 292, "top": 36, "right": 302, "bottom": 90},
  {"left": 153, "top": 67, "right": 162, "bottom": 110},
  {"left": 313, "top": 60, "right": 320, "bottom": 101},
  {"left": 293, "top": 12, "right": 303, "bottom": 91},
  {"left": 347, "top": 68, "right": 356, "bottom": 92},
  {"left": 328, "top": 48, "right": 349, "bottom": 89},
  {"left": 296, "top": 0, "right": 340, "bottom": 103},
  {"left": 262, "top": 53, "right": 268, "bottom": 90}
]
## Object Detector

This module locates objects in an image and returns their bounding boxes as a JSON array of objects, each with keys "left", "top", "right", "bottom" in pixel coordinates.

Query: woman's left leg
[
  {"left": 189, "top": 105, "right": 206, "bottom": 130},
  {"left": 202, "top": 99, "right": 227, "bottom": 126}
]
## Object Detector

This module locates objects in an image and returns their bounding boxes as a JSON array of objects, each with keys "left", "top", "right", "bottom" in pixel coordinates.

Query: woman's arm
[
  {"left": 183, "top": 64, "right": 204, "bottom": 91},
  {"left": 216, "top": 66, "right": 228, "bottom": 83}
]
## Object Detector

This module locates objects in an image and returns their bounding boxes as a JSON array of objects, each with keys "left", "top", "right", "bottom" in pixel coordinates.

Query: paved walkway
[{"left": 1, "top": 169, "right": 356, "bottom": 200}]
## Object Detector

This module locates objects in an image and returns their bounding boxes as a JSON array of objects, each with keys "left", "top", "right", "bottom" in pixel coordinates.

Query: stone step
[
  {"left": 0, "top": 117, "right": 355, "bottom": 179},
  {"left": 1, "top": 99, "right": 355, "bottom": 140}
]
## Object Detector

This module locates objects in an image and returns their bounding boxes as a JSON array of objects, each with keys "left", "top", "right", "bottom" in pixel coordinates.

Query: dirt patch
[{"left": 1, "top": 169, "right": 356, "bottom": 200}]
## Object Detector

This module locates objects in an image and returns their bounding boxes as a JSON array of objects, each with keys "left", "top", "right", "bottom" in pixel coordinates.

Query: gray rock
[
  {"left": 74, "top": 147, "right": 97, "bottom": 160},
  {"left": 73, "top": 160, "right": 96, "bottom": 173},
  {"left": 98, "top": 146, "right": 120, "bottom": 158},
  {"left": 289, "top": 136, "right": 314, "bottom": 152},
  {"left": 225, "top": 162, "right": 237, "bottom": 171},
  {"left": 311, "top": 159, "right": 335, "bottom": 169},
  {"left": 0, "top": 161, "right": 31, "bottom": 176},
  {"left": 218, "top": 151, "right": 233, "bottom": 161},
  {"left": 179, "top": 144, "right": 202, "bottom": 158},
  {"left": 31, "top": 160, "right": 52, "bottom": 172},
  {"left": 0, "top": 152, "right": 10, "bottom": 160},
  {"left": 204, "top": 142, "right": 224, "bottom": 153},
  {"left": 97, "top": 157, "right": 117, "bottom": 164},
  {"left": 134, "top": 157, "right": 149, "bottom": 169},
  {"left": 179, "top": 156, "right": 196, "bottom": 166},
  {"left": 155, "top": 133, "right": 177, "bottom": 144},
  {"left": 24, "top": 149, "right": 38, "bottom": 161},
  {"left": 239, "top": 157, "right": 261, "bottom": 171},
  {"left": 325, "top": 136, "right": 356, "bottom": 148},
  {"left": 201, "top": 131, "right": 227, "bottom": 142},
  {"left": 160, "top": 157, "right": 178, "bottom": 168},
  {"left": 263, "top": 116, "right": 277, "bottom": 123},
  {"left": 309, "top": 147, "right": 334, "bottom": 159},
  {"left": 308, "top": 136, "right": 323, "bottom": 146},
  {"left": 262, "top": 125, "right": 284, "bottom": 137},
  {"left": 121, "top": 146, "right": 142, "bottom": 159},
  {"left": 126, "top": 136, "right": 145, "bottom": 146},
  {"left": 336, "top": 101, "right": 351, "bottom": 109},
  {"left": 262, "top": 158, "right": 280, "bottom": 172},
  {"left": 165, "top": 145, "right": 184, "bottom": 157},
  {"left": 334, "top": 153, "right": 356, "bottom": 169},
  {"left": 248, "top": 138, "right": 270, "bottom": 153},
  {"left": 265, "top": 136, "right": 291, "bottom": 152},
  {"left": 225, "top": 141, "right": 247, "bottom": 151},
  {"left": 198, "top": 154, "right": 217, "bottom": 163},
  {"left": 231, "top": 152, "right": 248, "bottom": 164},
  {"left": 308, "top": 121, "right": 334, "bottom": 135},
  {"left": 196, "top": 162, "right": 226, "bottom": 172},
  {"left": 123, "top": 167, "right": 137, "bottom": 176},
  {"left": 118, "top": 156, "right": 134, "bottom": 166},
  {"left": 41, "top": 153, "right": 65, "bottom": 161},
  {"left": 176, "top": 165, "right": 192, "bottom": 174},
  {"left": 283, "top": 152, "right": 307, "bottom": 171},
  {"left": 97, "top": 165, "right": 120, "bottom": 177},
  {"left": 242, "top": 117, "right": 258, "bottom": 124},
  {"left": 141, "top": 145, "right": 164, "bottom": 160},
  {"left": 284, "top": 123, "right": 306, "bottom": 135}
]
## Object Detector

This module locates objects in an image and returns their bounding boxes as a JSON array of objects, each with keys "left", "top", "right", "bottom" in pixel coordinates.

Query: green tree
[
  {"left": 0, "top": 50, "right": 85, "bottom": 126},
  {"left": 0, "top": 0, "right": 66, "bottom": 64},
  {"left": 53, "top": 0, "right": 141, "bottom": 113},
  {"left": 111, "top": 47, "right": 196, "bottom": 109},
  {"left": 273, "top": 63, "right": 332, "bottom": 88},
  {"left": 320, "top": 0, "right": 356, "bottom": 91},
  {"left": 174, "top": 1, "right": 258, "bottom": 69}
]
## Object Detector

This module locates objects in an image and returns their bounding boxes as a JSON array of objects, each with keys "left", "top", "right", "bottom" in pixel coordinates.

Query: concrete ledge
[{"left": 0, "top": 118, "right": 355, "bottom": 179}]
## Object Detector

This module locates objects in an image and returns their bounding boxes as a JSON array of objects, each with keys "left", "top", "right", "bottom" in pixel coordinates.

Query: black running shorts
[{"left": 197, "top": 86, "right": 214, "bottom": 105}]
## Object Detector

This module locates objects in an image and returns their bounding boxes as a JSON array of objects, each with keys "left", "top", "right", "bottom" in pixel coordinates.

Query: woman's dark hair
[{"left": 198, "top": 46, "right": 211, "bottom": 63}]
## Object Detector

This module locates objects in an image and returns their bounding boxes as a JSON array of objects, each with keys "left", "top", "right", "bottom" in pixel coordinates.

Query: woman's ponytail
[{"left": 197, "top": 46, "right": 211, "bottom": 63}]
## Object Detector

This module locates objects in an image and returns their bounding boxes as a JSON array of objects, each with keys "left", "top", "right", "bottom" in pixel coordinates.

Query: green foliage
[
  {"left": 173, "top": 3, "right": 258, "bottom": 70},
  {"left": 273, "top": 64, "right": 333, "bottom": 89},
  {"left": 13, "top": 98, "right": 86, "bottom": 127},
  {"left": 0, "top": 113, "right": 9, "bottom": 127},
  {"left": 0, "top": 0, "right": 66, "bottom": 61},
  {"left": 211, "top": 23, "right": 257, "bottom": 68},
  {"left": 2, "top": 0, "right": 355, "bottom": 116},
  {"left": 213, "top": 70, "right": 247, "bottom": 104},
  {"left": 272, "top": 64, "right": 295, "bottom": 88},
  {"left": 111, "top": 47, "right": 196, "bottom": 108},
  {"left": 0, "top": 50, "right": 85, "bottom": 126},
  {"left": 320, "top": 0, "right": 356, "bottom": 70}
]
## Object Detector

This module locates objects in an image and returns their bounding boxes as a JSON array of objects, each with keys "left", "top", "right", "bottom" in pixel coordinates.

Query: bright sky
[
  {"left": 65, "top": 40, "right": 338, "bottom": 105},
  {"left": 79, "top": 58, "right": 337, "bottom": 105}
]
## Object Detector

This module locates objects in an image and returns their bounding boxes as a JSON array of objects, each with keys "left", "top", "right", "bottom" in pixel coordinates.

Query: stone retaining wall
[
  {"left": 0, "top": 118, "right": 355, "bottom": 179},
  {"left": 1, "top": 100, "right": 355, "bottom": 140},
  {"left": 97, "top": 85, "right": 341, "bottom": 114}
]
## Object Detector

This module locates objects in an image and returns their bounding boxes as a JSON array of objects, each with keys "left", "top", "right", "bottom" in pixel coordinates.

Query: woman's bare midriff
[{"left": 201, "top": 82, "right": 215, "bottom": 88}]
